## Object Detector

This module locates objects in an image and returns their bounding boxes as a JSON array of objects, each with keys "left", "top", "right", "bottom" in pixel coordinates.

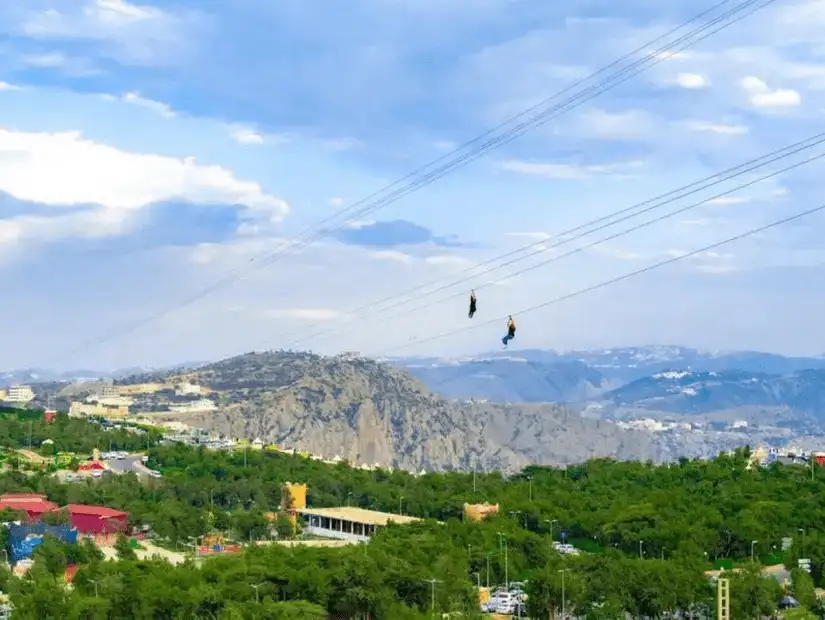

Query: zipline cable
[
  {"left": 47, "top": 0, "right": 776, "bottom": 365},
  {"left": 280, "top": 133, "right": 825, "bottom": 349},
  {"left": 378, "top": 201, "right": 825, "bottom": 355}
]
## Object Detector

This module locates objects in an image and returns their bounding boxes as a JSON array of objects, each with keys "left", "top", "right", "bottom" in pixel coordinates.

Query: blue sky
[{"left": 2, "top": 0, "right": 825, "bottom": 370}]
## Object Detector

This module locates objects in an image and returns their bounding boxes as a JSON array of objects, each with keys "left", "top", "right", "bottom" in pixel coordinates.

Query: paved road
[{"left": 104, "top": 454, "right": 153, "bottom": 477}]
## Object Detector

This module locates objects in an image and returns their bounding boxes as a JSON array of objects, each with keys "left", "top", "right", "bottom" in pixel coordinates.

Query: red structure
[
  {"left": 78, "top": 462, "right": 105, "bottom": 472},
  {"left": 0, "top": 494, "right": 58, "bottom": 521},
  {"left": 43, "top": 410, "right": 56, "bottom": 423},
  {"left": 63, "top": 504, "right": 128, "bottom": 534}
]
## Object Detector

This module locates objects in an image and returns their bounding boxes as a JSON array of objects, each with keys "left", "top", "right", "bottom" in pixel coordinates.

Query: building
[
  {"left": 0, "top": 494, "right": 59, "bottom": 521},
  {"left": 5, "top": 385, "right": 34, "bottom": 403},
  {"left": 101, "top": 386, "right": 121, "bottom": 398},
  {"left": 175, "top": 382, "right": 201, "bottom": 396},
  {"left": 116, "top": 383, "right": 165, "bottom": 395},
  {"left": 69, "top": 402, "right": 129, "bottom": 419},
  {"left": 168, "top": 399, "right": 216, "bottom": 413},
  {"left": 63, "top": 505, "right": 128, "bottom": 534},
  {"left": 296, "top": 506, "right": 420, "bottom": 543},
  {"left": 463, "top": 503, "right": 500, "bottom": 521}
]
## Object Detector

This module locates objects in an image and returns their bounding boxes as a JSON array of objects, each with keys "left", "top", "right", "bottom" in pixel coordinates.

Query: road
[{"left": 104, "top": 454, "right": 153, "bottom": 477}]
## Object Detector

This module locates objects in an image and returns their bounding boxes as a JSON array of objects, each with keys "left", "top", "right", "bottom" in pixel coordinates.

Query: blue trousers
[{"left": 502, "top": 333, "right": 515, "bottom": 345}]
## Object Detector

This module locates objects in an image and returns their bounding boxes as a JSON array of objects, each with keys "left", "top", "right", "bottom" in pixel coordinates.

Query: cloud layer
[{"left": 0, "top": 0, "right": 823, "bottom": 369}]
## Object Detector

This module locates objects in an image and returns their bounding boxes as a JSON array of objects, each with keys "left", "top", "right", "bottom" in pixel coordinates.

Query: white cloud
[
  {"left": 264, "top": 308, "right": 341, "bottom": 321},
  {"left": 230, "top": 128, "right": 264, "bottom": 144},
  {"left": 17, "top": 0, "right": 202, "bottom": 66},
  {"left": 574, "top": 108, "right": 655, "bottom": 140},
  {"left": 368, "top": 250, "right": 414, "bottom": 263},
  {"left": 706, "top": 196, "right": 750, "bottom": 206},
  {"left": 102, "top": 92, "right": 176, "bottom": 118},
  {"left": 0, "top": 82, "right": 21, "bottom": 91},
  {"left": 676, "top": 72, "right": 707, "bottom": 88},
  {"left": 685, "top": 121, "right": 748, "bottom": 135},
  {"left": 499, "top": 159, "right": 644, "bottom": 180},
  {"left": 328, "top": 197, "right": 345, "bottom": 208},
  {"left": 505, "top": 232, "right": 551, "bottom": 241},
  {"left": 424, "top": 255, "right": 474, "bottom": 268},
  {"left": 432, "top": 140, "right": 456, "bottom": 151},
  {"left": 21, "top": 52, "right": 67, "bottom": 67},
  {"left": 741, "top": 76, "right": 801, "bottom": 108},
  {"left": 0, "top": 128, "right": 288, "bottom": 239}
]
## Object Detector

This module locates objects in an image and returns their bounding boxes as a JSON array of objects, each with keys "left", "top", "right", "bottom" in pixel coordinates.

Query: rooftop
[
  {"left": 0, "top": 494, "right": 47, "bottom": 502},
  {"left": 296, "top": 506, "right": 420, "bottom": 526},
  {"left": 0, "top": 500, "right": 58, "bottom": 513},
  {"left": 63, "top": 504, "right": 128, "bottom": 518}
]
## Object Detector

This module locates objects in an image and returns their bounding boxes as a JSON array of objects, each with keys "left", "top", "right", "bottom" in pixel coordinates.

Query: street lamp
[
  {"left": 399, "top": 496, "right": 404, "bottom": 515},
  {"left": 526, "top": 475, "right": 533, "bottom": 502},
  {"left": 545, "top": 519, "right": 558, "bottom": 541},
  {"left": 423, "top": 578, "right": 442, "bottom": 617},
  {"left": 251, "top": 582, "right": 265, "bottom": 604},
  {"left": 486, "top": 551, "right": 494, "bottom": 589},
  {"left": 751, "top": 540, "right": 757, "bottom": 562},
  {"left": 497, "top": 532, "right": 509, "bottom": 591},
  {"left": 473, "top": 572, "right": 481, "bottom": 589},
  {"left": 639, "top": 540, "right": 644, "bottom": 559},
  {"left": 88, "top": 578, "right": 100, "bottom": 598},
  {"left": 799, "top": 528, "right": 806, "bottom": 557},
  {"left": 559, "top": 568, "right": 570, "bottom": 620}
]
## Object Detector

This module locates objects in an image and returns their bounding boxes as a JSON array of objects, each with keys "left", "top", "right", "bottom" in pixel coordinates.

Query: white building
[
  {"left": 175, "top": 382, "right": 202, "bottom": 396},
  {"left": 296, "top": 506, "right": 421, "bottom": 543},
  {"left": 5, "top": 385, "right": 34, "bottom": 403},
  {"left": 168, "top": 399, "right": 216, "bottom": 413}
]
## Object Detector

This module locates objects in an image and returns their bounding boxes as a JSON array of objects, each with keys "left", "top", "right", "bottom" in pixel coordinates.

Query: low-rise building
[
  {"left": 5, "top": 385, "right": 34, "bottom": 403},
  {"left": 296, "top": 506, "right": 420, "bottom": 543}
]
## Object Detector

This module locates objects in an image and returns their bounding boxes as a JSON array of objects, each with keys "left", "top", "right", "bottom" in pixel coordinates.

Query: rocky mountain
[
  {"left": 391, "top": 346, "right": 825, "bottom": 405},
  {"left": 601, "top": 369, "right": 825, "bottom": 417},
  {"left": 137, "top": 350, "right": 674, "bottom": 473}
]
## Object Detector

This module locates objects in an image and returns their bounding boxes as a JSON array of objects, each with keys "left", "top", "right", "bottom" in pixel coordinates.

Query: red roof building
[
  {"left": 0, "top": 494, "right": 58, "bottom": 521},
  {"left": 63, "top": 504, "right": 128, "bottom": 534}
]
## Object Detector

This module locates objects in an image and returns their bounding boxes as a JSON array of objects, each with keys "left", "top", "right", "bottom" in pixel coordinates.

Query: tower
[{"left": 717, "top": 577, "right": 730, "bottom": 620}]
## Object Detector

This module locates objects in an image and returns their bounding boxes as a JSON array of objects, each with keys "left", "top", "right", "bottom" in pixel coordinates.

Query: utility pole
[{"left": 486, "top": 551, "right": 493, "bottom": 589}]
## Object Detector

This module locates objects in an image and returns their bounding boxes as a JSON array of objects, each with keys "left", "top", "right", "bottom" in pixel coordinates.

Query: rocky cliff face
[{"left": 147, "top": 351, "right": 662, "bottom": 473}]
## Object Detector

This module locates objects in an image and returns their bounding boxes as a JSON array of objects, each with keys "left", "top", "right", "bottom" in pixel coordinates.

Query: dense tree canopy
[{"left": 0, "top": 410, "right": 820, "bottom": 617}]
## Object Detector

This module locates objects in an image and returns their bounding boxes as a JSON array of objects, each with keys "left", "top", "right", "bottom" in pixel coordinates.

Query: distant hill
[
  {"left": 391, "top": 346, "right": 825, "bottom": 404},
  {"left": 601, "top": 369, "right": 825, "bottom": 417},
  {"left": 136, "top": 350, "right": 672, "bottom": 472}
]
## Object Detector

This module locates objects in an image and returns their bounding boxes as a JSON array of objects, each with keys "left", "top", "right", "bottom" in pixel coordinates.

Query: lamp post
[
  {"left": 251, "top": 583, "right": 264, "bottom": 604},
  {"left": 88, "top": 579, "right": 100, "bottom": 598},
  {"left": 424, "top": 578, "right": 442, "bottom": 617},
  {"left": 526, "top": 475, "right": 533, "bottom": 502},
  {"left": 545, "top": 518, "right": 558, "bottom": 541},
  {"left": 559, "top": 568, "right": 570, "bottom": 620},
  {"left": 799, "top": 528, "right": 806, "bottom": 557},
  {"left": 399, "top": 496, "right": 404, "bottom": 515},
  {"left": 473, "top": 572, "right": 481, "bottom": 589},
  {"left": 486, "top": 551, "right": 493, "bottom": 588},
  {"left": 751, "top": 540, "right": 758, "bottom": 562},
  {"left": 639, "top": 540, "right": 644, "bottom": 558},
  {"left": 497, "top": 532, "right": 509, "bottom": 590}
]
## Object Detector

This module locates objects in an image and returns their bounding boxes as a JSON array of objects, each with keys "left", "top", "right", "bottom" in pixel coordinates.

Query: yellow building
[
  {"left": 70, "top": 402, "right": 128, "bottom": 419},
  {"left": 116, "top": 383, "right": 166, "bottom": 395},
  {"left": 281, "top": 482, "right": 307, "bottom": 510},
  {"left": 463, "top": 503, "right": 500, "bottom": 521}
]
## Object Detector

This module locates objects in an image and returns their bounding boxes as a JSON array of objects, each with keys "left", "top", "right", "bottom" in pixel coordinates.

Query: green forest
[{"left": 0, "top": 409, "right": 822, "bottom": 618}]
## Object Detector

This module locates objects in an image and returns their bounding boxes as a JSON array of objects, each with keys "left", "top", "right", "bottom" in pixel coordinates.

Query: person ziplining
[
  {"left": 468, "top": 290, "right": 477, "bottom": 319},
  {"left": 501, "top": 315, "right": 516, "bottom": 348}
]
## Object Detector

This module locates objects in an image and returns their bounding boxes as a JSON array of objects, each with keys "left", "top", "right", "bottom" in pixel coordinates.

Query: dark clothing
[{"left": 468, "top": 296, "right": 477, "bottom": 318}]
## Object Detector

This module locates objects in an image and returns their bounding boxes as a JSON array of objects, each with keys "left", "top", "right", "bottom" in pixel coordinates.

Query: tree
[
  {"left": 274, "top": 514, "right": 294, "bottom": 540},
  {"left": 114, "top": 534, "right": 138, "bottom": 561}
]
